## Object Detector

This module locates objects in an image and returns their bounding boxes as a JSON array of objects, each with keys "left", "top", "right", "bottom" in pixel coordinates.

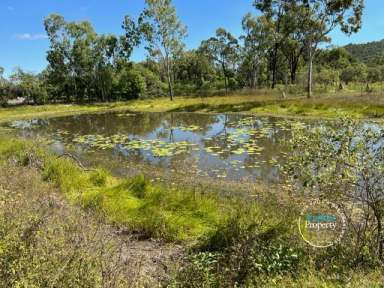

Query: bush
[
  {"left": 134, "top": 64, "right": 168, "bottom": 98},
  {"left": 116, "top": 68, "right": 146, "bottom": 100},
  {"left": 285, "top": 118, "right": 384, "bottom": 264}
]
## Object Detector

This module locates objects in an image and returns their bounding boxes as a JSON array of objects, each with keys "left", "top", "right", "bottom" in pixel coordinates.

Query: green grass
[
  {"left": 0, "top": 137, "right": 243, "bottom": 242},
  {"left": 1, "top": 136, "right": 384, "bottom": 286},
  {"left": 0, "top": 137, "right": 294, "bottom": 244},
  {"left": 250, "top": 98, "right": 384, "bottom": 118},
  {"left": 2, "top": 91, "right": 384, "bottom": 124},
  {"left": 78, "top": 173, "right": 231, "bottom": 241}
]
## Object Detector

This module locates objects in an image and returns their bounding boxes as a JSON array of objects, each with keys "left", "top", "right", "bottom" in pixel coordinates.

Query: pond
[{"left": 7, "top": 112, "right": 307, "bottom": 191}]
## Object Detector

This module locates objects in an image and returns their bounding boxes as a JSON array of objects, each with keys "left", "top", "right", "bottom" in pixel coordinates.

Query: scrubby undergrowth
[
  {"left": 0, "top": 137, "right": 383, "bottom": 287},
  {"left": 0, "top": 163, "right": 178, "bottom": 287}
]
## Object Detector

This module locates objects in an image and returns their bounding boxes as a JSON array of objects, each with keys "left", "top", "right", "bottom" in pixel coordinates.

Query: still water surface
[{"left": 8, "top": 112, "right": 305, "bottom": 186}]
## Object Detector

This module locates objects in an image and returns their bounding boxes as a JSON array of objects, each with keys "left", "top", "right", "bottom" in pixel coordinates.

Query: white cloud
[{"left": 14, "top": 33, "right": 48, "bottom": 41}]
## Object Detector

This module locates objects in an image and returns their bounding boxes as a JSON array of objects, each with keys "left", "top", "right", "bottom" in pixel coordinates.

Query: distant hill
[{"left": 344, "top": 39, "right": 384, "bottom": 64}]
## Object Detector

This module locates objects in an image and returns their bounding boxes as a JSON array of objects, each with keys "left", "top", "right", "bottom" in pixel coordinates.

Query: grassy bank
[
  {"left": 2, "top": 92, "right": 384, "bottom": 124},
  {"left": 1, "top": 136, "right": 384, "bottom": 286},
  {"left": 1, "top": 137, "right": 286, "bottom": 243},
  {"left": 0, "top": 163, "right": 151, "bottom": 287},
  {"left": 0, "top": 137, "right": 239, "bottom": 242}
]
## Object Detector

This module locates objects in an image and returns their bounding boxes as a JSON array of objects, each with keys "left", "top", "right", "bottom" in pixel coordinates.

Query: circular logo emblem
[{"left": 298, "top": 199, "right": 347, "bottom": 248}]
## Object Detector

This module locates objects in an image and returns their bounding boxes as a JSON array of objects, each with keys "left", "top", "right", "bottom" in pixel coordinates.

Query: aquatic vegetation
[
  {"left": 7, "top": 112, "right": 296, "bottom": 182},
  {"left": 1, "top": 94, "right": 384, "bottom": 129},
  {"left": 73, "top": 134, "right": 198, "bottom": 157},
  {"left": 177, "top": 125, "right": 201, "bottom": 132}
]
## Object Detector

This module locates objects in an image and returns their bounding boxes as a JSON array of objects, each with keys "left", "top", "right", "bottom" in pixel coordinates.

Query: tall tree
[
  {"left": 93, "top": 35, "right": 119, "bottom": 102},
  {"left": 253, "top": 0, "right": 287, "bottom": 89},
  {"left": 241, "top": 14, "right": 273, "bottom": 88},
  {"left": 121, "top": 15, "right": 143, "bottom": 60},
  {"left": 298, "top": 0, "right": 364, "bottom": 97},
  {"left": 140, "top": 0, "right": 187, "bottom": 101},
  {"left": 279, "top": 2, "right": 307, "bottom": 84},
  {"left": 174, "top": 50, "right": 215, "bottom": 89},
  {"left": 200, "top": 28, "right": 239, "bottom": 94},
  {"left": 45, "top": 13, "right": 143, "bottom": 103},
  {"left": 66, "top": 21, "right": 97, "bottom": 102},
  {"left": 44, "top": 14, "right": 71, "bottom": 102}
]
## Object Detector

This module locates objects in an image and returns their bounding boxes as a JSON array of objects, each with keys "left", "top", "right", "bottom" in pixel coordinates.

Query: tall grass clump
[
  {"left": 0, "top": 137, "right": 236, "bottom": 242},
  {"left": 81, "top": 176, "right": 228, "bottom": 241}
]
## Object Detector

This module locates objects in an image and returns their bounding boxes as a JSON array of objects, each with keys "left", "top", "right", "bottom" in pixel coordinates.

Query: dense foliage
[
  {"left": 286, "top": 119, "right": 384, "bottom": 262},
  {"left": 345, "top": 39, "right": 384, "bottom": 64},
  {"left": 2, "top": 0, "right": 381, "bottom": 106}
]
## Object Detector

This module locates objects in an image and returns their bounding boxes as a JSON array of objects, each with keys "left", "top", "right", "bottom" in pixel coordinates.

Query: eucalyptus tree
[
  {"left": 317, "top": 47, "right": 355, "bottom": 70},
  {"left": 278, "top": 2, "right": 308, "bottom": 85},
  {"left": 253, "top": 0, "right": 364, "bottom": 96},
  {"left": 340, "top": 63, "right": 367, "bottom": 85},
  {"left": 253, "top": 0, "right": 288, "bottom": 89},
  {"left": 366, "top": 66, "right": 382, "bottom": 92},
  {"left": 45, "top": 15, "right": 101, "bottom": 102},
  {"left": 296, "top": 0, "right": 365, "bottom": 98},
  {"left": 139, "top": 0, "right": 187, "bottom": 101},
  {"left": 121, "top": 15, "right": 143, "bottom": 60},
  {"left": 200, "top": 28, "right": 240, "bottom": 94},
  {"left": 45, "top": 13, "right": 144, "bottom": 103},
  {"left": 44, "top": 14, "right": 71, "bottom": 102},
  {"left": 93, "top": 35, "right": 119, "bottom": 102},
  {"left": 173, "top": 50, "right": 215, "bottom": 90},
  {"left": 66, "top": 20, "right": 98, "bottom": 102},
  {"left": 241, "top": 14, "right": 273, "bottom": 88}
]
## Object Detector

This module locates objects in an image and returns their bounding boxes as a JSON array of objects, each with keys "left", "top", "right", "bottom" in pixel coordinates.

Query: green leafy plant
[{"left": 285, "top": 118, "right": 384, "bottom": 263}]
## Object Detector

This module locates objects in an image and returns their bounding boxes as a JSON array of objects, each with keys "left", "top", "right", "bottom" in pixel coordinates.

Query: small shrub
[
  {"left": 171, "top": 252, "right": 220, "bottom": 287},
  {"left": 174, "top": 205, "right": 305, "bottom": 287}
]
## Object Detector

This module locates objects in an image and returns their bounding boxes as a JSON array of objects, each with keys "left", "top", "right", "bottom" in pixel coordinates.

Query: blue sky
[{"left": 1, "top": 0, "right": 383, "bottom": 76}]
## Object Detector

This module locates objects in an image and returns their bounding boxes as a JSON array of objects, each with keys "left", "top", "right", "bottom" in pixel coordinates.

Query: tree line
[{"left": 0, "top": 0, "right": 375, "bottom": 106}]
